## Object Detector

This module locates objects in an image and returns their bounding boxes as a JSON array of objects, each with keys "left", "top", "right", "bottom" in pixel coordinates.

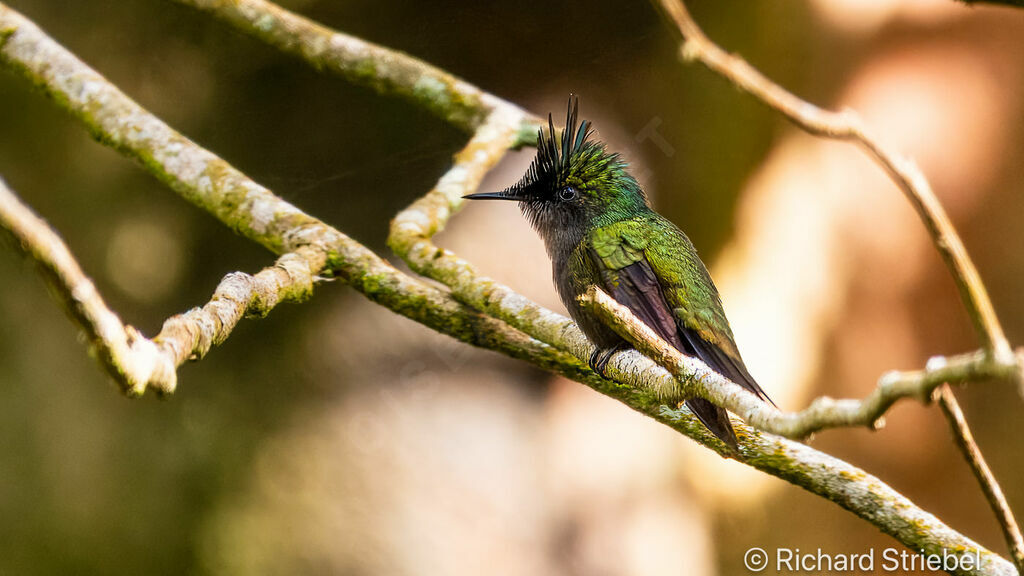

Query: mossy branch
[{"left": 168, "top": 0, "right": 540, "bottom": 134}]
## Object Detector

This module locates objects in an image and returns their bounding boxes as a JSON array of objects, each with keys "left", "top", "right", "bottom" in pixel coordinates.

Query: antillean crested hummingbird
[{"left": 464, "top": 96, "right": 773, "bottom": 448}]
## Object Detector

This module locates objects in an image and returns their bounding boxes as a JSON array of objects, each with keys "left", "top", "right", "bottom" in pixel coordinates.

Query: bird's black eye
[{"left": 558, "top": 186, "right": 578, "bottom": 202}]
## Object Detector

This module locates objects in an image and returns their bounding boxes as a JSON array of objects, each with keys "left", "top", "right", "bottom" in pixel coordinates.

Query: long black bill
[{"left": 462, "top": 190, "right": 525, "bottom": 201}]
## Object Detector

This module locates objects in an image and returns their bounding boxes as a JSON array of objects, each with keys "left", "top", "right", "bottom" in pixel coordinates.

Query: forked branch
[
  {"left": 580, "top": 286, "right": 1019, "bottom": 439},
  {"left": 0, "top": 176, "right": 322, "bottom": 395}
]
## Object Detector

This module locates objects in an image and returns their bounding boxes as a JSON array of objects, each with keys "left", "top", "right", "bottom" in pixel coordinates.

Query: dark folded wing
[
  {"left": 590, "top": 248, "right": 740, "bottom": 447},
  {"left": 679, "top": 329, "right": 774, "bottom": 406}
]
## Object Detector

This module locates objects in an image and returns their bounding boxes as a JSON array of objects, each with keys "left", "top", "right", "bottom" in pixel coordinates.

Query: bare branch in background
[
  {"left": 940, "top": 387, "right": 1024, "bottom": 571},
  {"left": 957, "top": 0, "right": 1024, "bottom": 8}
]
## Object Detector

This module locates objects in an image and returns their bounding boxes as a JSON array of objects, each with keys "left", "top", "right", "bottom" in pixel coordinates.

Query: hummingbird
[{"left": 464, "top": 96, "right": 773, "bottom": 448}]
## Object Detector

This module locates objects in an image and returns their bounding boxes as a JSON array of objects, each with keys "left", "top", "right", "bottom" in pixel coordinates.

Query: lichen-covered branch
[
  {"left": 580, "top": 286, "right": 1020, "bottom": 439},
  {"left": 0, "top": 179, "right": 318, "bottom": 395},
  {"left": 714, "top": 422, "right": 1016, "bottom": 576},
  {"left": 0, "top": 177, "right": 175, "bottom": 395},
  {"left": 0, "top": 4, "right": 342, "bottom": 257},
  {"left": 1, "top": 2, "right": 1019, "bottom": 572},
  {"left": 149, "top": 248, "right": 320, "bottom": 388},
  {"left": 168, "top": 0, "right": 539, "bottom": 135}
]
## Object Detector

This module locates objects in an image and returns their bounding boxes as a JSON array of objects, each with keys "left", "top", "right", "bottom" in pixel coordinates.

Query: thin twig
[
  {"left": 939, "top": 387, "right": 1024, "bottom": 571},
  {"left": 654, "top": 0, "right": 1024, "bottom": 570},
  {"left": 956, "top": 0, "right": 1024, "bottom": 8},
  {"left": 939, "top": 377, "right": 1024, "bottom": 576},
  {"left": 655, "top": 0, "right": 1011, "bottom": 360},
  {"left": 150, "top": 248, "right": 321, "bottom": 384}
]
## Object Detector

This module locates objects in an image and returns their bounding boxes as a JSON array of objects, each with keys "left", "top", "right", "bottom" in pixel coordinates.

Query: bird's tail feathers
[{"left": 686, "top": 398, "right": 738, "bottom": 450}]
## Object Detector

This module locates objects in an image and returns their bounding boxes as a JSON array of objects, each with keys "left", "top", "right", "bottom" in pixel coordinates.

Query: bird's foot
[{"left": 588, "top": 344, "right": 626, "bottom": 377}]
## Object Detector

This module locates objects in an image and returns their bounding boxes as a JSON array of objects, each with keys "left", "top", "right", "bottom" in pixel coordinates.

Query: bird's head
[{"left": 465, "top": 96, "right": 648, "bottom": 237}]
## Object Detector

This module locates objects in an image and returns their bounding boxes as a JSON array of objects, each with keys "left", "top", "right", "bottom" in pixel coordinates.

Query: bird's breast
[{"left": 551, "top": 241, "right": 624, "bottom": 350}]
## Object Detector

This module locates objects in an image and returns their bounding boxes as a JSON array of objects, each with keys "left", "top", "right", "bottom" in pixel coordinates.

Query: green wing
[
  {"left": 588, "top": 217, "right": 773, "bottom": 444},
  {"left": 589, "top": 223, "right": 684, "bottom": 347}
]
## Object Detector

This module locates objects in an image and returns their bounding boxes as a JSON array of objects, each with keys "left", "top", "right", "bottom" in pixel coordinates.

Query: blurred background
[{"left": 1, "top": 0, "right": 1024, "bottom": 574}]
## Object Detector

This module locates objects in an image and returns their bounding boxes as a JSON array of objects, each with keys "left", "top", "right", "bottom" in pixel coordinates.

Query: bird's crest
[
  {"left": 508, "top": 95, "right": 595, "bottom": 196},
  {"left": 462, "top": 95, "right": 646, "bottom": 221},
  {"left": 536, "top": 95, "right": 593, "bottom": 184}
]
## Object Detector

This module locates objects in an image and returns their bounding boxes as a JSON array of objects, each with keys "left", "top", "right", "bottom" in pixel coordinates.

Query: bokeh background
[{"left": 2, "top": 0, "right": 1024, "bottom": 574}]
